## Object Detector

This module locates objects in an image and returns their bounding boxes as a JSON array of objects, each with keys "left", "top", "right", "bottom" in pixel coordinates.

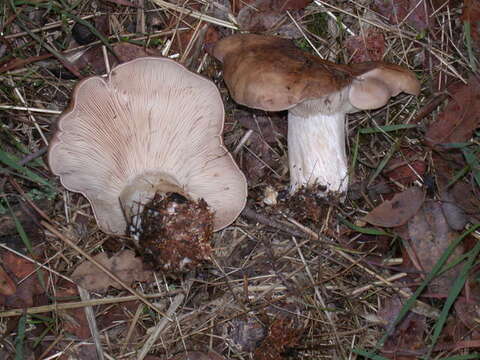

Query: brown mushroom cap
[
  {"left": 213, "top": 34, "right": 420, "bottom": 113},
  {"left": 49, "top": 57, "right": 247, "bottom": 234}
]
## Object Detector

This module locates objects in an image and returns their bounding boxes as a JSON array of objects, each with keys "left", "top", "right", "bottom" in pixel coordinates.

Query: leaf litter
[
  {"left": 71, "top": 250, "right": 154, "bottom": 291},
  {"left": 1, "top": 0, "right": 480, "bottom": 359}
]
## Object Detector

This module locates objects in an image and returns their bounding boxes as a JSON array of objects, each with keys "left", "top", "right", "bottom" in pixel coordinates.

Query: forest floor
[{"left": 1, "top": 0, "right": 480, "bottom": 359}]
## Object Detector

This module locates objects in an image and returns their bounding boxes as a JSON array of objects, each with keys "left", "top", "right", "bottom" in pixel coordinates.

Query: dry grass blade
[
  {"left": 150, "top": 0, "right": 237, "bottom": 29},
  {"left": 78, "top": 286, "right": 105, "bottom": 360},
  {"left": 137, "top": 292, "right": 185, "bottom": 360},
  {"left": 285, "top": 216, "right": 440, "bottom": 319},
  {"left": 0, "top": 292, "right": 170, "bottom": 318}
]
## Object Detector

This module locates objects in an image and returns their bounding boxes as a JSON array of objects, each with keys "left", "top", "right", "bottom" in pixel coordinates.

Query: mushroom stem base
[
  {"left": 288, "top": 111, "right": 348, "bottom": 196},
  {"left": 119, "top": 171, "right": 190, "bottom": 224}
]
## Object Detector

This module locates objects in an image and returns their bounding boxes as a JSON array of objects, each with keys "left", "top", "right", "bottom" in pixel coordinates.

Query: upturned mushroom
[
  {"left": 212, "top": 34, "right": 420, "bottom": 196},
  {"left": 49, "top": 57, "right": 247, "bottom": 270}
]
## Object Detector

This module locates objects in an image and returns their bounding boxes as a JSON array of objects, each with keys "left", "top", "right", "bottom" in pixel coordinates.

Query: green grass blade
[
  {"left": 0, "top": 149, "right": 54, "bottom": 190},
  {"left": 440, "top": 354, "right": 480, "bottom": 360},
  {"left": 340, "top": 218, "right": 392, "bottom": 237},
  {"left": 349, "top": 131, "right": 360, "bottom": 180},
  {"left": 359, "top": 124, "right": 418, "bottom": 134},
  {"left": 426, "top": 233, "right": 480, "bottom": 358},
  {"left": 14, "top": 312, "right": 27, "bottom": 360},
  {"left": 367, "top": 140, "right": 400, "bottom": 187},
  {"left": 357, "top": 224, "right": 480, "bottom": 358},
  {"left": 461, "top": 148, "right": 480, "bottom": 187},
  {"left": 352, "top": 349, "right": 389, "bottom": 360}
]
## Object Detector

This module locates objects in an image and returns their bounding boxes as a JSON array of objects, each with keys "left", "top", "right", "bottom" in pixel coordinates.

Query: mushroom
[
  {"left": 49, "top": 57, "right": 247, "bottom": 269},
  {"left": 212, "top": 34, "right": 420, "bottom": 196}
]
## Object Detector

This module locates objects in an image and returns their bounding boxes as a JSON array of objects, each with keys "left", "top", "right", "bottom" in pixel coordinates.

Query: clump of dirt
[
  {"left": 277, "top": 184, "right": 341, "bottom": 223},
  {"left": 131, "top": 192, "right": 214, "bottom": 272}
]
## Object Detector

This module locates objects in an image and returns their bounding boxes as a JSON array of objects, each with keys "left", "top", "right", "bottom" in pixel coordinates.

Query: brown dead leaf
[
  {"left": 407, "top": 201, "right": 464, "bottom": 296},
  {"left": 384, "top": 149, "right": 426, "bottom": 186},
  {"left": 462, "top": 0, "right": 480, "bottom": 49},
  {"left": 363, "top": 187, "right": 425, "bottom": 227},
  {"left": 425, "top": 77, "right": 480, "bottom": 147},
  {"left": 432, "top": 153, "right": 480, "bottom": 223},
  {"left": 235, "top": 111, "right": 287, "bottom": 143},
  {"left": 234, "top": 111, "right": 286, "bottom": 181},
  {"left": 71, "top": 250, "right": 153, "bottom": 291},
  {"left": 454, "top": 295, "right": 480, "bottom": 331},
  {"left": 433, "top": 315, "right": 472, "bottom": 353},
  {"left": 372, "top": 0, "right": 430, "bottom": 31},
  {"left": 64, "top": 42, "right": 164, "bottom": 76},
  {"left": 241, "top": 132, "right": 275, "bottom": 181},
  {"left": 113, "top": 42, "right": 163, "bottom": 62},
  {"left": 0, "top": 266, "right": 16, "bottom": 296},
  {"left": 450, "top": 181, "right": 480, "bottom": 218},
  {"left": 431, "top": 152, "right": 464, "bottom": 191},
  {"left": 440, "top": 191, "right": 468, "bottom": 231},
  {"left": 55, "top": 283, "right": 91, "bottom": 339},
  {"left": 236, "top": 0, "right": 308, "bottom": 37},
  {"left": 378, "top": 296, "right": 426, "bottom": 359},
  {"left": 345, "top": 29, "right": 385, "bottom": 63},
  {"left": 1, "top": 251, "right": 46, "bottom": 307}
]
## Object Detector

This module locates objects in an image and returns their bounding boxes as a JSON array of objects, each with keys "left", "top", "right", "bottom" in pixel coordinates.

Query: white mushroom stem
[{"left": 287, "top": 111, "right": 348, "bottom": 195}]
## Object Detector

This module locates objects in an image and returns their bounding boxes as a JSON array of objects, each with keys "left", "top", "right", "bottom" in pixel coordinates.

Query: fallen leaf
[
  {"left": 96, "top": 300, "right": 144, "bottom": 343},
  {"left": 425, "top": 77, "right": 480, "bottom": 147},
  {"left": 407, "top": 201, "right": 464, "bottom": 295},
  {"left": 112, "top": 42, "right": 163, "bottom": 62},
  {"left": 462, "top": 0, "right": 480, "bottom": 49},
  {"left": 454, "top": 295, "right": 480, "bottom": 331},
  {"left": 440, "top": 191, "right": 467, "bottom": 231},
  {"left": 241, "top": 131, "right": 278, "bottom": 181},
  {"left": 372, "top": 0, "right": 430, "bottom": 31},
  {"left": 363, "top": 187, "right": 425, "bottom": 227},
  {"left": 235, "top": 111, "right": 287, "bottom": 143},
  {"left": 55, "top": 284, "right": 91, "bottom": 339},
  {"left": 450, "top": 181, "right": 480, "bottom": 217},
  {"left": 236, "top": 0, "right": 308, "bottom": 36},
  {"left": 345, "top": 29, "right": 386, "bottom": 63},
  {"left": 384, "top": 149, "right": 426, "bottom": 186},
  {"left": 71, "top": 250, "right": 154, "bottom": 291},
  {"left": 1, "top": 251, "right": 46, "bottom": 308},
  {"left": 0, "top": 266, "right": 16, "bottom": 296},
  {"left": 65, "top": 42, "right": 164, "bottom": 76},
  {"left": 378, "top": 296, "right": 426, "bottom": 358}
]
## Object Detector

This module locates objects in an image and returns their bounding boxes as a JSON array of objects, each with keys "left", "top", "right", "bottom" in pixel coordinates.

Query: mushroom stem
[
  {"left": 287, "top": 111, "right": 348, "bottom": 195},
  {"left": 119, "top": 171, "right": 190, "bottom": 222}
]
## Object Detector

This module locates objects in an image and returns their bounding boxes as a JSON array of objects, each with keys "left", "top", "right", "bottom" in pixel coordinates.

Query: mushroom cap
[
  {"left": 49, "top": 57, "right": 247, "bottom": 234},
  {"left": 213, "top": 34, "right": 420, "bottom": 113}
]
